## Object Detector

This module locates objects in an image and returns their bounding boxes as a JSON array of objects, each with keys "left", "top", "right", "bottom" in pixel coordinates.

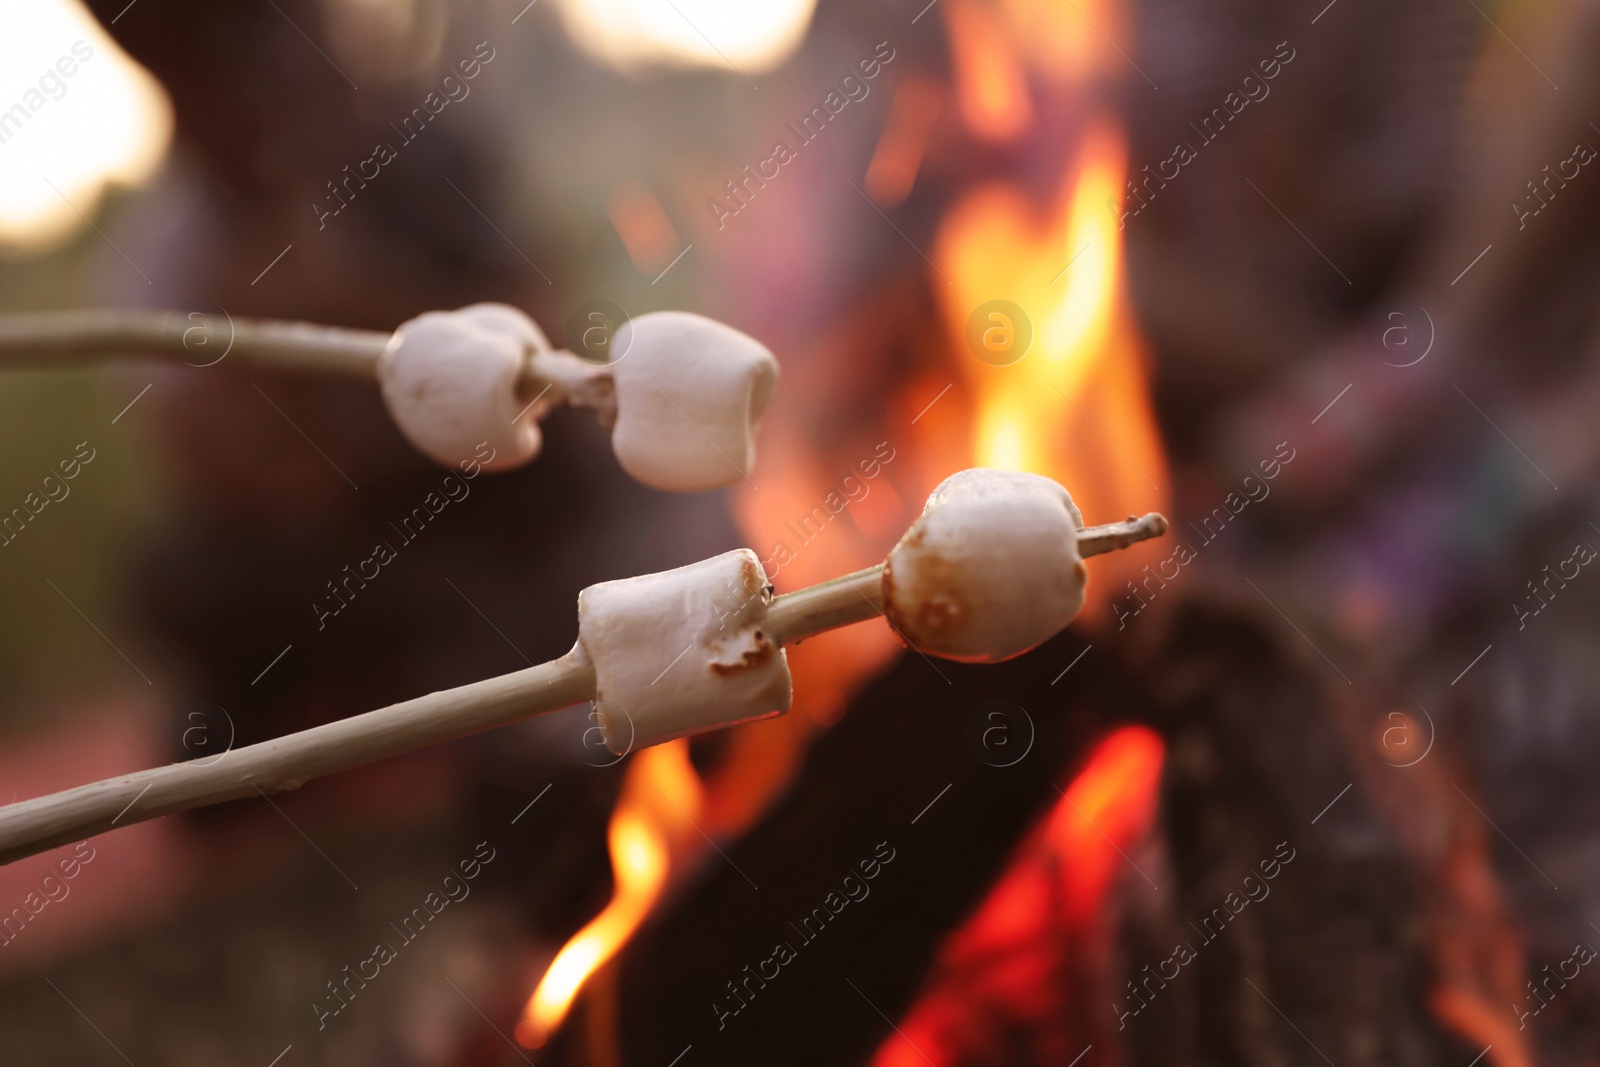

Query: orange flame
[
  {"left": 523, "top": 0, "right": 1169, "bottom": 1044},
  {"left": 520, "top": 352, "right": 913, "bottom": 1052},
  {"left": 873, "top": 725, "right": 1166, "bottom": 1066},
  {"left": 516, "top": 740, "right": 701, "bottom": 1047},
  {"left": 944, "top": 0, "right": 1033, "bottom": 141},
  {"left": 869, "top": 1, "right": 1171, "bottom": 1061},
  {"left": 931, "top": 123, "right": 1168, "bottom": 613}
]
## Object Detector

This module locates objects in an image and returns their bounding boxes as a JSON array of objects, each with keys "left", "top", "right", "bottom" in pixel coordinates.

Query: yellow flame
[
  {"left": 518, "top": 739, "right": 703, "bottom": 1047},
  {"left": 0, "top": 0, "right": 172, "bottom": 252},
  {"left": 936, "top": 123, "right": 1168, "bottom": 611},
  {"left": 523, "top": 816, "right": 663, "bottom": 1031}
]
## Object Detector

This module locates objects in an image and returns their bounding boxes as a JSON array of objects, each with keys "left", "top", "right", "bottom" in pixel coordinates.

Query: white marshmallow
[
  {"left": 884, "top": 469, "right": 1087, "bottom": 663},
  {"left": 610, "top": 311, "right": 778, "bottom": 492},
  {"left": 379, "top": 303, "right": 548, "bottom": 472},
  {"left": 577, "top": 548, "right": 792, "bottom": 754}
]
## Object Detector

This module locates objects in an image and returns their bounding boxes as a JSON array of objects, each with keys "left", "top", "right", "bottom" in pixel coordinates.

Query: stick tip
[{"left": 1076, "top": 511, "right": 1171, "bottom": 557}]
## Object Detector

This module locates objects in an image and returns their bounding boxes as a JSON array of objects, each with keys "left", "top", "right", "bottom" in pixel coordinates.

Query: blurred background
[{"left": 1, "top": 0, "right": 1598, "bottom": 1063}]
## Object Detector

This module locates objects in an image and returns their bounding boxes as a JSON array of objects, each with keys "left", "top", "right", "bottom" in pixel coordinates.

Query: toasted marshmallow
[
  {"left": 379, "top": 303, "right": 548, "bottom": 472},
  {"left": 577, "top": 548, "right": 792, "bottom": 754},
  {"left": 884, "top": 469, "right": 1087, "bottom": 663},
  {"left": 610, "top": 311, "right": 777, "bottom": 492}
]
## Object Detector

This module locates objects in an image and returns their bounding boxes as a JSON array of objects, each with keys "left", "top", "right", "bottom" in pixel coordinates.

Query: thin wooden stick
[
  {"left": 0, "top": 310, "right": 390, "bottom": 379},
  {"left": 0, "top": 655, "right": 596, "bottom": 867},
  {"left": 0, "top": 311, "right": 608, "bottom": 404},
  {"left": 1075, "top": 511, "right": 1172, "bottom": 557},
  {"left": 0, "top": 513, "right": 1167, "bottom": 866},
  {"left": 762, "top": 512, "right": 1168, "bottom": 644}
]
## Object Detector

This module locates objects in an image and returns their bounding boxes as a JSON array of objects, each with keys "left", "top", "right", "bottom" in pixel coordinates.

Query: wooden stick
[
  {"left": 0, "top": 310, "right": 390, "bottom": 379},
  {"left": 1075, "top": 511, "right": 1172, "bottom": 557},
  {"left": 0, "top": 513, "right": 1167, "bottom": 866},
  {"left": 0, "top": 311, "right": 605, "bottom": 403},
  {"left": 764, "top": 512, "right": 1168, "bottom": 644}
]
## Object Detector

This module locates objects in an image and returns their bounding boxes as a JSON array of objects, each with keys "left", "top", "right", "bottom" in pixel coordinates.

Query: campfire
[
  {"left": 0, "top": 0, "right": 1591, "bottom": 1065},
  {"left": 512, "top": 0, "right": 1173, "bottom": 1052}
]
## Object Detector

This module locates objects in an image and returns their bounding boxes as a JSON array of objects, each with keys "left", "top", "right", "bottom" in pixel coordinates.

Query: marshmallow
[
  {"left": 883, "top": 469, "right": 1087, "bottom": 663},
  {"left": 610, "top": 311, "right": 778, "bottom": 492},
  {"left": 379, "top": 303, "right": 549, "bottom": 472},
  {"left": 577, "top": 548, "right": 792, "bottom": 754}
]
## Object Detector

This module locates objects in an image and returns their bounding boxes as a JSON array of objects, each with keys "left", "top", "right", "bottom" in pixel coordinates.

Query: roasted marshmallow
[
  {"left": 884, "top": 469, "right": 1087, "bottom": 663},
  {"left": 577, "top": 548, "right": 792, "bottom": 754}
]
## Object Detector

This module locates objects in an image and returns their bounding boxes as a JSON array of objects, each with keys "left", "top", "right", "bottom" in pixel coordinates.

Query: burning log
[
  {"left": 0, "top": 469, "right": 1166, "bottom": 867},
  {"left": 0, "top": 304, "right": 777, "bottom": 491}
]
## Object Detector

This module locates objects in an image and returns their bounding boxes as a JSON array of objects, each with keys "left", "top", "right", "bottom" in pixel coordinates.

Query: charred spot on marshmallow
[
  {"left": 884, "top": 469, "right": 1087, "bottom": 663},
  {"left": 882, "top": 538, "right": 963, "bottom": 640},
  {"left": 379, "top": 303, "right": 549, "bottom": 472},
  {"left": 709, "top": 630, "right": 776, "bottom": 676},
  {"left": 577, "top": 549, "right": 792, "bottom": 754},
  {"left": 609, "top": 311, "right": 778, "bottom": 492}
]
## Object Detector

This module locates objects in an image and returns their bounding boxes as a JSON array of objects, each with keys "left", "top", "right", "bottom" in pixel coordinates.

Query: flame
[
  {"left": 924, "top": 0, "right": 1167, "bottom": 619},
  {"left": 932, "top": 123, "right": 1168, "bottom": 613},
  {"left": 520, "top": 337, "right": 912, "bottom": 1052},
  {"left": 993, "top": 0, "right": 1123, "bottom": 83},
  {"left": 525, "top": 0, "right": 1169, "bottom": 1043},
  {"left": 869, "top": 1, "right": 1171, "bottom": 1061},
  {"left": 944, "top": 0, "right": 1032, "bottom": 141},
  {"left": 874, "top": 726, "right": 1166, "bottom": 1066},
  {"left": 516, "top": 740, "right": 702, "bottom": 1047}
]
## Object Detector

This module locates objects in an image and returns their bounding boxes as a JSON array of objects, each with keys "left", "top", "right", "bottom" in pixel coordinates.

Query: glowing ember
[{"left": 872, "top": 725, "right": 1166, "bottom": 1066}]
